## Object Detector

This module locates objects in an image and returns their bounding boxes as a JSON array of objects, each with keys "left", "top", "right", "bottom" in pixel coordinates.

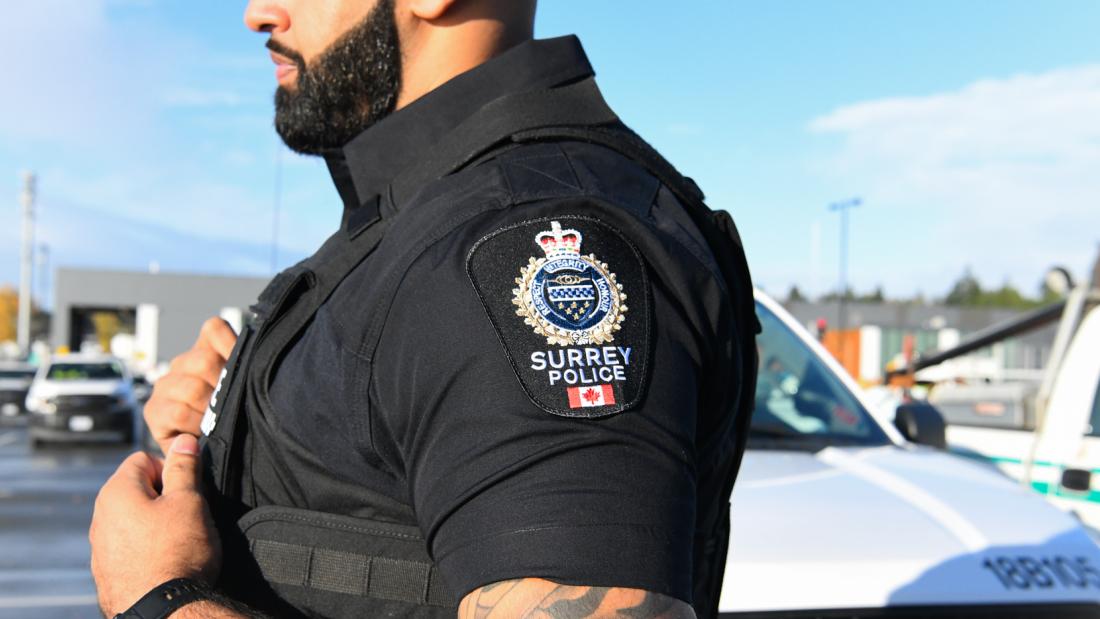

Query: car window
[
  {"left": 750, "top": 301, "right": 891, "bottom": 449},
  {"left": 0, "top": 370, "right": 35, "bottom": 379},
  {"left": 45, "top": 362, "right": 123, "bottom": 381}
]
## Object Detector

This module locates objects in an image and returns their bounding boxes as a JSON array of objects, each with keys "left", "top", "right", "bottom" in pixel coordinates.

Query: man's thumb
[{"left": 161, "top": 433, "right": 202, "bottom": 494}]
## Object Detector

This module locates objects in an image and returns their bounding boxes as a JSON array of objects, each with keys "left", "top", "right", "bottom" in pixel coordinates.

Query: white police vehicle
[
  {"left": 718, "top": 292, "right": 1100, "bottom": 618},
  {"left": 26, "top": 355, "right": 137, "bottom": 446}
]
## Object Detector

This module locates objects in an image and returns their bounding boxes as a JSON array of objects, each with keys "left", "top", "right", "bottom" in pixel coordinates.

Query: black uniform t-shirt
[
  {"left": 256, "top": 36, "right": 739, "bottom": 605},
  {"left": 370, "top": 195, "right": 727, "bottom": 598}
]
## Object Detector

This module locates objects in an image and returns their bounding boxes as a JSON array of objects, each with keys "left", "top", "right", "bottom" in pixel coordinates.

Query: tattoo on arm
[{"left": 457, "top": 579, "right": 695, "bottom": 619}]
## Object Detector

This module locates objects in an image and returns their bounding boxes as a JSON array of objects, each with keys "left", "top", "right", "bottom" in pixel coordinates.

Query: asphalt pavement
[{"left": 0, "top": 421, "right": 134, "bottom": 618}]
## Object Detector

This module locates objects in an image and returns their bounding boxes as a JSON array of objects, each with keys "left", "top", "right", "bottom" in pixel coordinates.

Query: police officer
[{"left": 90, "top": 1, "right": 758, "bottom": 618}]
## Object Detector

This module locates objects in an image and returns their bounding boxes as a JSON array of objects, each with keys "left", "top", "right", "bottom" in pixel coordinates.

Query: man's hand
[
  {"left": 146, "top": 318, "right": 237, "bottom": 454},
  {"left": 90, "top": 434, "right": 222, "bottom": 617}
]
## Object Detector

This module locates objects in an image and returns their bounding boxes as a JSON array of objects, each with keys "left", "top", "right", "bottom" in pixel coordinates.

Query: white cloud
[{"left": 809, "top": 65, "right": 1100, "bottom": 294}]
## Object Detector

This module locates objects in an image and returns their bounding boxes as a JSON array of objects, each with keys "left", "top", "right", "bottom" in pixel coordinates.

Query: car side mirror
[
  {"left": 1061, "top": 468, "right": 1092, "bottom": 493},
  {"left": 894, "top": 402, "right": 947, "bottom": 449}
]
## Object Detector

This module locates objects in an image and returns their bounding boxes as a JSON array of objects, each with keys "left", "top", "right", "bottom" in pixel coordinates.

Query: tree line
[{"left": 785, "top": 268, "right": 1061, "bottom": 310}]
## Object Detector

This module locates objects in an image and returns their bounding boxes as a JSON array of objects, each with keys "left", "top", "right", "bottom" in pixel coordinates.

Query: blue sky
[{"left": 1, "top": 1, "right": 1098, "bottom": 307}]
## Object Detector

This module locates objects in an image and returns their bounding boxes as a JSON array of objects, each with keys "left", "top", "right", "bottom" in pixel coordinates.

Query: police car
[
  {"left": 25, "top": 355, "right": 137, "bottom": 446},
  {"left": 718, "top": 292, "right": 1100, "bottom": 617},
  {"left": 0, "top": 361, "right": 36, "bottom": 420}
]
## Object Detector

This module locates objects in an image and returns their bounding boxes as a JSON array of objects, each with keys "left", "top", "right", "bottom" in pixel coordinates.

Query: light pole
[
  {"left": 17, "top": 172, "right": 36, "bottom": 357},
  {"left": 271, "top": 145, "right": 283, "bottom": 275},
  {"left": 828, "top": 197, "right": 861, "bottom": 362}
]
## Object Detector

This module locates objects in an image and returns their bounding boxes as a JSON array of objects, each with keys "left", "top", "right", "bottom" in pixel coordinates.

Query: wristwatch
[{"left": 113, "top": 578, "right": 210, "bottom": 619}]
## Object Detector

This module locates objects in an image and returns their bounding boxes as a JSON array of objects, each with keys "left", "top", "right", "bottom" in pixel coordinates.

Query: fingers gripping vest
[{"left": 201, "top": 79, "right": 759, "bottom": 619}]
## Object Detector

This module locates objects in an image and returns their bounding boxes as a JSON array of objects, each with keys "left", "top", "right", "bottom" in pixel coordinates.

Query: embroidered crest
[
  {"left": 467, "top": 215, "right": 652, "bottom": 418},
  {"left": 512, "top": 221, "right": 627, "bottom": 346}
]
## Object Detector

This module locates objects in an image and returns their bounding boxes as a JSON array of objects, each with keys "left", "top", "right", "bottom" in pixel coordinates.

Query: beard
[{"left": 270, "top": 0, "right": 401, "bottom": 155}]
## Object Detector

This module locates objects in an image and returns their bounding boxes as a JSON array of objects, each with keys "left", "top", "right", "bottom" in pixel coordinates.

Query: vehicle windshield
[
  {"left": 750, "top": 300, "right": 891, "bottom": 450},
  {"left": 45, "top": 362, "right": 123, "bottom": 381},
  {"left": 0, "top": 369, "right": 35, "bottom": 380}
]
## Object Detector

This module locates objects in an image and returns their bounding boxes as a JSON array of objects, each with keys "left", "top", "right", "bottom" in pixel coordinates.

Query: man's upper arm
[
  {"left": 458, "top": 579, "right": 695, "bottom": 619},
  {"left": 371, "top": 205, "right": 722, "bottom": 606}
]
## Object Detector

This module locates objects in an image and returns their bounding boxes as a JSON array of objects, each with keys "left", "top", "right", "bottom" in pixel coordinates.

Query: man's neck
[{"left": 395, "top": 18, "right": 532, "bottom": 110}]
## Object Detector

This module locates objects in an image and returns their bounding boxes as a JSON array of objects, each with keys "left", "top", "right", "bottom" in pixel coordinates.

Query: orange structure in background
[{"left": 821, "top": 328, "right": 861, "bottom": 380}]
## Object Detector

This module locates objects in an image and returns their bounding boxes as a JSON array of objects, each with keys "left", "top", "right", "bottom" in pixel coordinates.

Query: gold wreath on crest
[{"left": 512, "top": 253, "right": 627, "bottom": 347}]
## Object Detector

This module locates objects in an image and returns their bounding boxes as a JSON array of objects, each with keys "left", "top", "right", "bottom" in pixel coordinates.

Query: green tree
[
  {"left": 858, "top": 286, "right": 885, "bottom": 303},
  {"left": 944, "top": 268, "right": 982, "bottom": 306},
  {"left": 821, "top": 287, "right": 854, "bottom": 302},
  {"left": 983, "top": 282, "right": 1030, "bottom": 309},
  {"left": 0, "top": 287, "right": 16, "bottom": 343},
  {"left": 785, "top": 285, "right": 807, "bottom": 304},
  {"left": 942, "top": 270, "right": 1057, "bottom": 310}
]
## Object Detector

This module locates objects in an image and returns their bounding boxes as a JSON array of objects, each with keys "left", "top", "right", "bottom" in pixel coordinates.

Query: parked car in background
[
  {"left": 0, "top": 362, "right": 37, "bottom": 421},
  {"left": 26, "top": 355, "right": 137, "bottom": 446},
  {"left": 719, "top": 292, "right": 1100, "bottom": 617},
  {"left": 131, "top": 375, "right": 153, "bottom": 403}
]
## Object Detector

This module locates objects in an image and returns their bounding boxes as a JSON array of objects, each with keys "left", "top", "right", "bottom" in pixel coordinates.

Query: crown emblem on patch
[
  {"left": 536, "top": 223, "right": 583, "bottom": 258},
  {"left": 513, "top": 220, "right": 627, "bottom": 346}
]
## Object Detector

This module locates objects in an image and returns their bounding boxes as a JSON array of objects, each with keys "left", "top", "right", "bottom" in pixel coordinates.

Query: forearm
[
  {"left": 171, "top": 596, "right": 270, "bottom": 619},
  {"left": 173, "top": 600, "right": 252, "bottom": 618},
  {"left": 458, "top": 579, "right": 696, "bottom": 619}
]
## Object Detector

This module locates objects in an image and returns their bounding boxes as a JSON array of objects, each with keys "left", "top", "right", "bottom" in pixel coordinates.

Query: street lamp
[{"left": 828, "top": 197, "right": 861, "bottom": 361}]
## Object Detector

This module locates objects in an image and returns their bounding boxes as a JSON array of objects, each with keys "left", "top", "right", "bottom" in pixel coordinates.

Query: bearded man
[{"left": 89, "top": 1, "right": 758, "bottom": 618}]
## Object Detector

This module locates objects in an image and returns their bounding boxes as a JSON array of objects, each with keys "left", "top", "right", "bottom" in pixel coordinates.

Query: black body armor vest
[{"left": 202, "top": 78, "right": 759, "bottom": 619}]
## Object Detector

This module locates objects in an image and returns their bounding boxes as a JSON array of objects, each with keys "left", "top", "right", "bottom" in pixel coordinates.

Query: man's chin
[{"left": 275, "top": 83, "right": 300, "bottom": 99}]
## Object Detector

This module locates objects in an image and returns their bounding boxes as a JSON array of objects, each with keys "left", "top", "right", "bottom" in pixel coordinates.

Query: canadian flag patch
[{"left": 567, "top": 384, "right": 616, "bottom": 409}]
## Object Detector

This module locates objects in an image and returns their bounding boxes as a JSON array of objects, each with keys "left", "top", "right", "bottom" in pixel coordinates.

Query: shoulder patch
[{"left": 467, "top": 215, "right": 652, "bottom": 418}]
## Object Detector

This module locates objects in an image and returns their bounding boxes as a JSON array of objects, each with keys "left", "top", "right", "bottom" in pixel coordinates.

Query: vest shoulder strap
[{"left": 390, "top": 78, "right": 619, "bottom": 205}]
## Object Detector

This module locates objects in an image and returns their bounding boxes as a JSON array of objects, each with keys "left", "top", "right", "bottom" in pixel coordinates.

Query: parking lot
[{"left": 0, "top": 421, "right": 132, "bottom": 618}]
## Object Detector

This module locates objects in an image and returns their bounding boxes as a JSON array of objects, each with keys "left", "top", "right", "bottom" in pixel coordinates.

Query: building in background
[
  {"left": 52, "top": 268, "right": 268, "bottom": 373},
  {"left": 783, "top": 300, "right": 1055, "bottom": 385}
]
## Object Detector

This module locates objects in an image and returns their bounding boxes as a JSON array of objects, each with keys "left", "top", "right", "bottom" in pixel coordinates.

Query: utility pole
[
  {"left": 271, "top": 145, "right": 283, "bottom": 275},
  {"left": 17, "top": 172, "right": 36, "bottom": 357},
  {"left": 828, "top": 197, "right": 861, "bottom": 363}
]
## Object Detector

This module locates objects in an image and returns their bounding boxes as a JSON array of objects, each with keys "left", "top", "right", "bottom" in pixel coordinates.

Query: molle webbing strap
[
  {"left": 389, "top": 77, "right": 619, "bottom": 205},
  {"left": 250, "top": 539, "right": 455, "bottom": 607}
]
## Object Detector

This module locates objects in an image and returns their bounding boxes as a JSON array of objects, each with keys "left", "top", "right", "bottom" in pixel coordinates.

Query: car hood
[
  {"left": 33, "top": 380, "right": 126, "bottom": 397},
  {"left": 720, "top": 445, "right": 1100, "bottom": 612},
  {"left": 0, "top": 378, "right": 32, "bottom": 391}
]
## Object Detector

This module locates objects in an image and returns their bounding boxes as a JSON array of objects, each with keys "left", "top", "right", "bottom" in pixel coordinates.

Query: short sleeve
[{"left": 370, "top": 204, "right": 716, "bottom": 603}]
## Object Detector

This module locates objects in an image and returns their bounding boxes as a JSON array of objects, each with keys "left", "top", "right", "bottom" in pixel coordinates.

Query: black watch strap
[{"left": 113, "top": 578, "right": 210, "bottom": 619}]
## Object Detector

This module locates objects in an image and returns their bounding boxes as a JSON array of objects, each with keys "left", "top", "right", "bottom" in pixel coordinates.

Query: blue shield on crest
[{"left": 531, "top": 257, "right": 611, "bottom": 331}]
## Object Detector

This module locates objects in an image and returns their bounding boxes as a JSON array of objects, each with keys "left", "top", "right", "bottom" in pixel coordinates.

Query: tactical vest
[{"left": 202, "top": 78, "right": 759, "bottom": 619}]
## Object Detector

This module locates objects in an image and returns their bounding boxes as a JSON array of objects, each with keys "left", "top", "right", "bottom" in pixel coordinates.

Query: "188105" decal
[{"left": 982, "top": 555, "right": 1100, "bottom": 590}]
